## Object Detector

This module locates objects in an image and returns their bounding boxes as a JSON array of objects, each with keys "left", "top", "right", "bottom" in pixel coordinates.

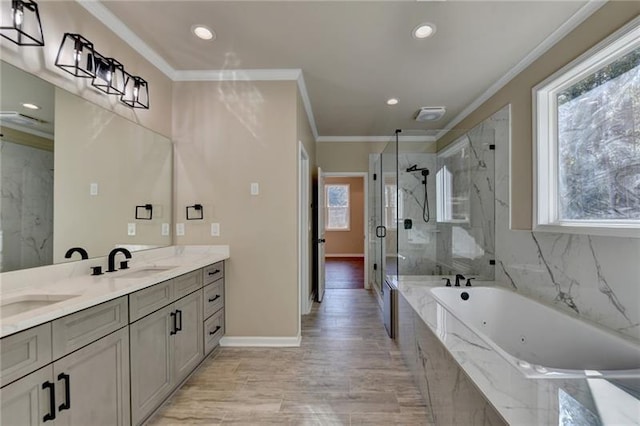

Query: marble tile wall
[
  {"left": 489, "top": 105, "right": 640, "bottom": 341},
  {"left": 0, "top": 141, "right": 54, "bottom": 272}
]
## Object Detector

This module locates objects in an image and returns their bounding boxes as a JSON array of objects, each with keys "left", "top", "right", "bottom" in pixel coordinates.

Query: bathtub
[{"left": 429, "top": 286, "right": 640, "bottom": 378}]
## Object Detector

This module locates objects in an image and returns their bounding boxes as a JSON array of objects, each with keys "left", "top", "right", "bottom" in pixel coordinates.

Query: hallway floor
[
  {"left": 147, "top": 289, "right": 430, "bottom": 425},
  {"left": 325, "top": 257, "right": 365, "bottom": 289}
]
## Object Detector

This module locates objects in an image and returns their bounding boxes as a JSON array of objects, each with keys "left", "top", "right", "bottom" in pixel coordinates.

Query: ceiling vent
[{"left": 415, "top": 107, "right": 446, "bottom": 122}]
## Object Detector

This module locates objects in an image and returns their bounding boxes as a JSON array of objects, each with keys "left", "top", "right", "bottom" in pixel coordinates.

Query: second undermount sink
[
  {"left": 0, "top": 294, "right": 79, "bottom": 319},
  {"left": 116, "top": 266, "right": 178, "bottom": 279}
]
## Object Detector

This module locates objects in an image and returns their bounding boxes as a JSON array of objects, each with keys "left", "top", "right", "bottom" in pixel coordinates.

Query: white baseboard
[
  {"left": 325, "top": 253, "right": 364, "bottom": 258},
  {"left": 305, "top": 294, "right": 314, "bottom": 314},
  {"left": 219, "top": 335, "right": 301, "bottom": 347}
]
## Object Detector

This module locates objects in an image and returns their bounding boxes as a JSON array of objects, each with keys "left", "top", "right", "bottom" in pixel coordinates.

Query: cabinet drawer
[
  {"left": 129, "top": 280, "right": 173, "bottom": 322},
  {"left": 203, "top": 280, "right": 224, "bottom": 319},
  {"left": 0, "top": 323, "right": 52, "bottom": 387},
  {"left": 174, "top": 270, "right": 202, "bottom": 300},
  {"left": 52, "top": 297, "right": 128, "bottom": 360},
  {"left": 204, "top": 309, "right": 224, "bottom": 355},
  {"left": 203, "top": 262, "right": 224, "bottom": 286}
]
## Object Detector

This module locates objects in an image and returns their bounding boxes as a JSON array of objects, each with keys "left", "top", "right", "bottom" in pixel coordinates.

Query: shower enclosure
[{"left": 369, "top": 127, "right": 496, "bottom": 302}]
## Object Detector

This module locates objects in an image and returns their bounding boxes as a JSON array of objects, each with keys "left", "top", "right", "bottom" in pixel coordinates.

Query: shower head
[{"left": 406, "top": 164, "right": 429, "bottom": 174}]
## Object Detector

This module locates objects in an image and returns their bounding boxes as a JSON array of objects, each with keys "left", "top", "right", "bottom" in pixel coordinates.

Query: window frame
[
  {"left": 325, "top": 183, "right": 351, "bottom": 231},
  {"left": 533, "top": 17, "right": 640, "bottom": 238}
]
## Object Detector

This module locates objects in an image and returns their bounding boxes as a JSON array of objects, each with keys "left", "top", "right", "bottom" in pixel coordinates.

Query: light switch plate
[
  {"left": 90, "top": 183, "right": 98, "bottom": 196},
  {"left": 176, "top": 223, "right": 185, "bottom": 236},
  {"left": 251, "top": 182, "right": 259, "bottom": 195},
  {"left": 211, "top": 223, "right": 220, "bottom": 237},
  {"left": 127, "top": 223, "right": 136, "bottom": 236},
  {"left": 161, "top": 223, "right": 170, "bottom": 236}
]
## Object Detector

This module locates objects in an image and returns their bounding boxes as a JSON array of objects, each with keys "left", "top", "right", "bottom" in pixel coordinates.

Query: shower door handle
[{"left": 376, "top": 226, "right": 387, "bottom": 238}]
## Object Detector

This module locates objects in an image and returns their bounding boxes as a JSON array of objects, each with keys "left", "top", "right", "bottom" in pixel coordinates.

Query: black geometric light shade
[
  {"left": 92, "top": 54, "right": 126, "bottom": 95},
  {"left": 0, "top": 0, "right": 44, "bottom": 46},
  {"left": 121, "top": 74, "right": 149, "bottom": 109},
  {"left": 55, "top": 33, "right": 96, "bottom": 78}
]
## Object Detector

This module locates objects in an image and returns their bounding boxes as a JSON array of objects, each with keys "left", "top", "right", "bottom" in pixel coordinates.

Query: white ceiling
[{"left": 98, "top": 0, "right": 592, "bottom": 139}]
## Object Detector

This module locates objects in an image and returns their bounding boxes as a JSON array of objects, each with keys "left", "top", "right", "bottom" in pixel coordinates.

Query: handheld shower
[{"left": 406, "top": 165, "right": 430, "bottom": 223}]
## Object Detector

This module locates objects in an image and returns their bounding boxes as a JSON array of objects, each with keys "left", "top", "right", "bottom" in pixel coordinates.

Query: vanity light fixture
[
  {"left": 0, "top": 0, "right": 44, "bottom": 46},
  {"left": 92, "top": 55, "right": 126, "bottom": 95},
  {"left": 55, "top": 33, "right": 96, "bottom": 78},
  {"left": 121, "top": 74, "right": 149, "bottom": 109},
  {"left": 186, "top": 204, "right": 204, "bottom": 220}
]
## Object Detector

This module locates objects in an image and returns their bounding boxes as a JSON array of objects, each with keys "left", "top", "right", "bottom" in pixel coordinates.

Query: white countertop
[
  {"left": 395, "top": 276, "right": 640, "bottom": 426},
  {"left": 0, "top": 245, "right": 230, "bottom": 338}
]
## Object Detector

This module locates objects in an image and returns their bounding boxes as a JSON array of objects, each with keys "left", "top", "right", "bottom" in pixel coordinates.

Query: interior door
[{"left": 317, "top": 167, "right": 326, "bottom": 302}]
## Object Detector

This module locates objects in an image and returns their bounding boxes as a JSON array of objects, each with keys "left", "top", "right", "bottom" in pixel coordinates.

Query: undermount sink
[
  {"left": 0, "top": 294, "right": 79, "bottom": 319},
  {"left": 116, "top": 266, "right": 177, "bottom": 279}
]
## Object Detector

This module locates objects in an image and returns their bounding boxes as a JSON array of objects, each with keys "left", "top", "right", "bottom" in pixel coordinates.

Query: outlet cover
[
  {"left": 127, "top": 223, "right": 136, "bottom": 236},
  {"left": 176, "top": 223, "right": 185, "bottom": 236},
  {"left": 90, "top": 183, "right": 98, "bottom": 196},
  {"left": 161, "top": 223, "right": 170, "bottom": 236},
  {"left": 251, "top": 182, "right": 259, "bottom": 195},
  {"left": 211, "top": 223, "right": 220, "bottom": 237}
]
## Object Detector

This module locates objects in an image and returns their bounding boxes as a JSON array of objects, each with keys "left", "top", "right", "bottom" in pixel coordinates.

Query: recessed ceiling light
[
  {"left": 22, "top": 103, "right": 40, "bottom": 110},
  {"left": 413, "top": 23, "right": 436, "bottom": 39},
  {"left": 386, "top": 98, "right": 399, "bottom": 106},
  {"left": 192, "top": 25, "right": 215, "bottom": 41}
]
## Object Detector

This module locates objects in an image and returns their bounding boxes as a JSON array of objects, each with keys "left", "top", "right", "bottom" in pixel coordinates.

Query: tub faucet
[
  {"left": 65, "top": 247, "right": 88, "bottom": 260},
  {"left": 455, "top": 274, "right": 465, "bottom": 287},
  {"left": 106, "top": 248, "right": 132, "bottom": 273}
]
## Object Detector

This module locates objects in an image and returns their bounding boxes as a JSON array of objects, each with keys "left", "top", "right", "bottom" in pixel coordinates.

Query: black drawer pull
[
  {"left": 208, "top": 294, "right": 221, "bottom": 303},
  {"left": 209, "top": 325, "right": 221, "bottom": 335},
  {"left": 176, "top": 310, "right": 183, "bottom": 332},
  {"left": 170, "top": 312, "right": 177, "bottom": 335},
  {"left": 208, "top": 269, "right": 221, "bottom": 276},
  {"left": 57, "top": 373, "right": 71, "bottom": 411},
  {"left": 42, "top": 381, "right": 56, "bottom": 422}
]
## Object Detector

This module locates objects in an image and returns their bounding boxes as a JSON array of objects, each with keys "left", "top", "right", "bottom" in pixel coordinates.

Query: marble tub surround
[
  {"left": 397, "top": 278, "right": 640, "bottom": 425},
  {"left": 0, "top": 245, "right": 229, "bottom": 337},
  {"left": 484, "top": 105, "right": 640, "bottom": 342}
]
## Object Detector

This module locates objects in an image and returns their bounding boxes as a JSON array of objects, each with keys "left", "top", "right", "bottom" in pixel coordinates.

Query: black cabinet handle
[
  {"left": 57, "top": 373, "right": 70, "bottom": 411},
  {"left": 42, "top": 381, "right": 56, "bottom": 422},
  {"left": 209, "top": 326, "right": 221, "bottom": 335},
  {"left": 208, "top": 295, "right": 221, "bottom": 303},
  {"left": 170, "top": 312, "right": 177, "bottom": 335},
  {"left": 176, "top": 310, "right": 183, "bottom": 332},
  {"left": 208, "top": 269, "right": 221, "bottom": 275}
]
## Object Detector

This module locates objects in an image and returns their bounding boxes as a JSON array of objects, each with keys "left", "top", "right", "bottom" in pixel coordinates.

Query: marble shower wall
[
  {"left": 0, "top": 141, "right": 54, "bottom": 272},
  {"left": 489, "top": 105, "right": 640, "bottom": 341},
  {"left": 397, "top": 153, "right": 439, "bottom": 275}
]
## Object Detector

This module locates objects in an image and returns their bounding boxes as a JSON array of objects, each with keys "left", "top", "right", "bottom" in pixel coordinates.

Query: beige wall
[
  {"left": 324, "top": 177, "right": 365, "bottom": 256},
  {"left": 0, "top": 1, "right": 172, "bottom": 138},
  {"left": 437, "top": 2, "right": 640, "bottom": 230},
  {"left": 54, "top": 89, "right": 173, "bottom": 262},
  {"left": 173, "top": 80, "right": 302, "bottom": 338},
  {"left": 317, "top": 141, "right": 387, "bottom": 172}
]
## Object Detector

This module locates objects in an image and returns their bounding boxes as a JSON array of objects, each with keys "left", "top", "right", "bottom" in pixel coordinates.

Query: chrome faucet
[
  {"left": 64, "top": 247, "right": 88, "bottom": 260},
  {"left": 455, "top": 274, "right": 465, "bottom": 287},
  {"left": 106, "top": 248, "right": 132, "bottom": 273}
]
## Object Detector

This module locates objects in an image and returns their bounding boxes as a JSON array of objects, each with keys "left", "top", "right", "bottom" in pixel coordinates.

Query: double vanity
[{"left": 0, "top": 245, "right": 229, "bottom": 425}]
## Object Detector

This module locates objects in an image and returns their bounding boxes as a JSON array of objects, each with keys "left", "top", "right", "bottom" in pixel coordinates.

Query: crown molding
[
  {"left": 435, "top": 0, "right": 607, "bottom": 140},
  {"left": 317, "top": 135, "right": 436, "bottom": 143},
  {"left": 173, "top": 69, "right": 303, "bottom": 81},
  {"left": 76, "top": 0, "right": 177, "bottom": 80}
]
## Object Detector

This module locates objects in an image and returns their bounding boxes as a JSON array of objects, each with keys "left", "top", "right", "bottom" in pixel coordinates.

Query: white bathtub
[{"left": 430, "top": 286, "right": 640, "bottom": 378}]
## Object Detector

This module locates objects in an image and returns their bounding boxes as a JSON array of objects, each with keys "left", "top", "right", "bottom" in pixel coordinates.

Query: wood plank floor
[
  {"left": 325, "top": 258, "right": 364, "bottom": 289},
  {"left": 147, "top": 289, "right": 430, "bottom": 425}
]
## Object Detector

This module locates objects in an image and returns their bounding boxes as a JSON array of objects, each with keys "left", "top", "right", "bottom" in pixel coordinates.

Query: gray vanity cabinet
[
  {"left": 129, "top": 277, "right": 204, "bottom": 425},
  {"left": 0, "top": 327, "right": 130, "bottom": 426}
]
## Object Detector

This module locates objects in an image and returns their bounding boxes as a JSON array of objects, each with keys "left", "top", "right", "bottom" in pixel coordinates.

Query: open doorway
[{"left": 322, "top": 173, "right": 368, "bottom": 290}]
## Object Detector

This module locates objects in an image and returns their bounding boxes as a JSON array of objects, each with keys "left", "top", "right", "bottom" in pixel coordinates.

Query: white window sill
[{"left": 533, "top": 223, "right": 640, "bottom": 239}]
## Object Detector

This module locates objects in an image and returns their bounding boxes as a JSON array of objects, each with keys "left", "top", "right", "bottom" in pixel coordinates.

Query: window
[
  {"left": 436, "top": 137, "right": 470, "bottom": 223},
  {"left": 325, "top": 184, "right": 350, "bottom": 230},
  {"left": 384, "top": 184, "right": 403, "bottom": 229},
  {"left": 535, "top": 19, "right": 640, "bottom": 237}
]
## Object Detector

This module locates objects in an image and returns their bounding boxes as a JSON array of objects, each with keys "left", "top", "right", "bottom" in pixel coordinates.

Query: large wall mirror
[{"left": 0, "top": 61, "right": 173, "bottom": 273}]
